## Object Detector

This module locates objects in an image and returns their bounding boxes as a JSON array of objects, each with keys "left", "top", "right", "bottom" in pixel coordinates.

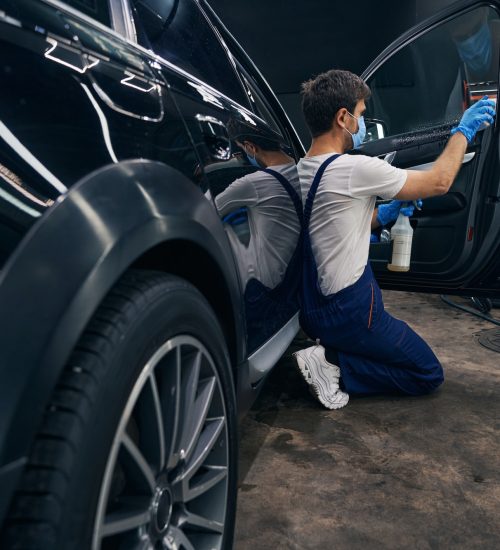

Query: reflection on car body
[
  {"left": 0, "top": 0, "right": 305, "bottom": 547},
  {"left": 210, "top": 125, "right": 302, "bottom": 351}
]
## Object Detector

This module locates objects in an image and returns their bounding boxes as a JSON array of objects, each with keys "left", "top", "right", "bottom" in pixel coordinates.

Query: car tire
[{"left": 2, "top": 270, "right": 238, "bottom": 550}]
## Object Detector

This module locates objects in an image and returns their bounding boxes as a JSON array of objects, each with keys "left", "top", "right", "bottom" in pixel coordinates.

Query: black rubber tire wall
[{"left": 2, "top": 270, "right": 238, "bottom": 550}]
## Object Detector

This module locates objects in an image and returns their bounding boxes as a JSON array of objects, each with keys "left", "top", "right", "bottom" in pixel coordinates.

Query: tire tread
[{"left": 2, "top": 270, "right": 204, "bottom": 548}]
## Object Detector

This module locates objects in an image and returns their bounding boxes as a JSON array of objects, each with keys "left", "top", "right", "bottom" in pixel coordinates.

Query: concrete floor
[{"left": 235, "top": 291, "right": 500, "bottom": 549}]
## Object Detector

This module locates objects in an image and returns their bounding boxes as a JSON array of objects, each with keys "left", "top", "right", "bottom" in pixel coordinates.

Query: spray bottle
[{"left": 387, "top": 211, "right": 413, "bottom": 272}]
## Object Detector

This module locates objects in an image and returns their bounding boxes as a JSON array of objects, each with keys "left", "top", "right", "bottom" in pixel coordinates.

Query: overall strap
[
  {"left": 261, "top": 168, "right": 303, "bottom": 223},
  {"left": 303, "top": 154, "right": 342, "bottom": 230}
]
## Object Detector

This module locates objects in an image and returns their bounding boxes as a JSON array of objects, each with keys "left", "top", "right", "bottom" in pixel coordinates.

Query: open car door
[{"left": 361, "top": 0, "right": 500, "bottom": 297}]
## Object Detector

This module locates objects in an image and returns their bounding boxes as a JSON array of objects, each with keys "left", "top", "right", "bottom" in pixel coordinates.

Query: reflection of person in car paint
[
  {"left": 447, "top": 7, "right": 499, "bottom": 115},
  {"left": 452, "top": 7, "right": 497, "bottom": 81},
  {"left": 214, "top": 121, "right": 302, "bottom": 350}
]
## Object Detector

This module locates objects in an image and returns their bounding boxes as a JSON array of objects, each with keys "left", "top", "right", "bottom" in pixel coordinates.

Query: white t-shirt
[
  {"left": 215, "top": 163, "right": 301, "bottom": 289},
  {"left": 297, "top": 153, "right": 407, "bottom": 295}
]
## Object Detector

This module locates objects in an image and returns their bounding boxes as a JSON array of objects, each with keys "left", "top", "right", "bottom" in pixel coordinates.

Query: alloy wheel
[{"left": 92, "top": 335, "right": 229, "bottom": 550}]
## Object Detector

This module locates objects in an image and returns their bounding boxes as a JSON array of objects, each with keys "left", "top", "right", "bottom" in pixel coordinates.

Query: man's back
[{"left": 297, "top": 153, "right": 406, "bottom": 294}]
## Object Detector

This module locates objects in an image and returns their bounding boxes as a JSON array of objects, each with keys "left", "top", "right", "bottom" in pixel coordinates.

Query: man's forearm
[
  {"left": 397, "top": 132, "right": 468, "bottom": 200},
  {"left": 430, "top": 132, "right": 468, "bottom": 195},
  {"left": 371, "top": 208, "right": 380, "bottom": 230}
]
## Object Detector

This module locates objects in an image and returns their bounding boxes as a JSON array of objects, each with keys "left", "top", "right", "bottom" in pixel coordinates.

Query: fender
[{"left": 0, "top": 159, "right": 244, "bottom": 477}]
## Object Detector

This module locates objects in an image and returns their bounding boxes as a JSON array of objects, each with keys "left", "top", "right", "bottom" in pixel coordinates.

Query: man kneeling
[{"left": 293, "top": 69, "right": 496, "bottom": 409}]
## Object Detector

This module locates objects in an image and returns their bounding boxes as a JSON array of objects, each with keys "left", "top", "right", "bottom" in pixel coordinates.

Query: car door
[
  {"left": 126, "top": 0, "right": 302, "bottom": 363},
  {"left": 360, "top": 1, "right": 500, "bottom": 297},
  {"left": 0, "top": 0, "right": 202, "bottom": 263}
]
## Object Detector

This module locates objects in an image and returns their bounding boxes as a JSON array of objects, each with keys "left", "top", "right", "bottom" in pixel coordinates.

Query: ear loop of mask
[
  {"left": 245, "top": 146, "right": 256, "bottom": 161},
  {"left": 244, "top": 145, "right": 260, "bottom": 167},
  {"left": 344, "top": 111, "right": 358, "bottom": 135},
  {"left": 344, "top": 111, "right": 366, "bottom": 148}
]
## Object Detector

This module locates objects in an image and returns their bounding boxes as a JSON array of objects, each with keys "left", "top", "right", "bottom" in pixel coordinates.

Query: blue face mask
[
  {"left": 456, "top": 22, "right": 492, "bottom": 74},
  {"left": 345, "top": 112, "right": 366, "bottom": 149},
  {"left": 246, "top": 153, "right": 260, "bottom": 167}
]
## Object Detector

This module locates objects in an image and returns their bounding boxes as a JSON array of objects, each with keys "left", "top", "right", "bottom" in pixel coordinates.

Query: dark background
[{"left": 209, "top": 0, "right": 461, "bottom": 146}]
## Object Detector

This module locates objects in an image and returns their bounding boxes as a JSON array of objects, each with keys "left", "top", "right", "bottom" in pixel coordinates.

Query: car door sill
[{"left": 248, "top": 313, "right": 300, "bottom": 384}]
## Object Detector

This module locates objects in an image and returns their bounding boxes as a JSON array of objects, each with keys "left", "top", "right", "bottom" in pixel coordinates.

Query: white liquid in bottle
[{"left": 388, "top": 212, "right": 413, "bottom": 272}]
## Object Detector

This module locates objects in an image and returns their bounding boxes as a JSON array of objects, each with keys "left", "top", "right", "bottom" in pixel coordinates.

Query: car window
[
  {"left": 62, "top": 0, "right": 111, "bottom": 26},
  {"left": 131, "top": 0, "right": 249, "bottom": 108},
  {"left": 235, "top": 66, "right": 298, "bottom": 158},
  {"left": 364, "top": 5, "right": 500, "bottom": 142},
  {"left": 240, "top": 71, "right": 282, "bottom": 134}
]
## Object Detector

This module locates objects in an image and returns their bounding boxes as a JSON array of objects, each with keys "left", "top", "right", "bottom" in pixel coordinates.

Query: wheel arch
[
  {"left": 0, "top": 160, "right": 245, "bottom": 524},
  {"left": 132, "top": 238, "right": 239, "bottom": 366}
]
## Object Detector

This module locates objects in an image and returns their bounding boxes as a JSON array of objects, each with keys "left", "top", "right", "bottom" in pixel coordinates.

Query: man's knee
[{"left": 414, "top": 361, "right": 444, "bottom": 395}]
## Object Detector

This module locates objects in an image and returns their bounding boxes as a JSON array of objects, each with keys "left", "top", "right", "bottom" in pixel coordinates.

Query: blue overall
[
  {"left": 244, "top": 167, "right": 303, "bottom": 351},
  {"left": 300, "top": 154, "right": 444, "bottom": 396}
]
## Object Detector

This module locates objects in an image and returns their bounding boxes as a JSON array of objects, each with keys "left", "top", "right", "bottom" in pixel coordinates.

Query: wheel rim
[{"left": 92, "top": 335, "right": 229, "bottom": 550}]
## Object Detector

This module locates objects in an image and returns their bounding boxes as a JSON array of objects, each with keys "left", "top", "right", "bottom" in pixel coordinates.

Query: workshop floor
[{"left": 235, "top": 291, "right": 500, "bottom": 550}]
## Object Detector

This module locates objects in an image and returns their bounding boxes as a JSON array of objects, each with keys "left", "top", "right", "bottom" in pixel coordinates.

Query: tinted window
[
  {"left": 365, "top": 5, "right": 499, "bottom": 141},
  {"left": 240, "top": 72, "right": 282, "bottom": 135},
  {"left": 63, "top": 0, "right": 111, "bottom": 26},
  {"left": 132, "top": 0, "right": 249, "bottom": 108},
  {"left": 236, "top": 66, "right": 298, "bottom": 158}
]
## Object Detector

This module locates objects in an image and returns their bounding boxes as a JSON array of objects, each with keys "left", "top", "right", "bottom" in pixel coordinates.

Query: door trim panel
[{"left": 410, "top": 152, "right": 476, "bottom": 171}]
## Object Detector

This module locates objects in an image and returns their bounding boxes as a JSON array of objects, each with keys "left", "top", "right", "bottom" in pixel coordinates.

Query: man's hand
[
  {"left": 396, "top": 97, "right": 496, "bottom": 201},
  {"left": 451, "top": 96, "right": 496, "bottom": 143},
  {"left": 376, "top": 200, "right": 421, "bottom": 226}
]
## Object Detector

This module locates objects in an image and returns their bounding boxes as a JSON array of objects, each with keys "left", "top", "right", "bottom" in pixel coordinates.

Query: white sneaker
[{"left": 293, "top": 343, "right": 349, "bottom": 410}]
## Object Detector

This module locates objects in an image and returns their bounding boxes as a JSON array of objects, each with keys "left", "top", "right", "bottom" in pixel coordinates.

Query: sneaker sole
[{"left": 293, "top": 352, "right": 349, "bottom": 410}]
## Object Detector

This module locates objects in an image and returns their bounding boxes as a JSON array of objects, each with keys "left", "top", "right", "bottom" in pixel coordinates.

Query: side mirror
[{"left": 364, "top": 118, "right": 387, "bottom": 142}]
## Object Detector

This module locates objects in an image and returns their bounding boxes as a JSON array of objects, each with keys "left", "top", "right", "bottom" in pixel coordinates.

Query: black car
[
  {"left": 0, "top": 0, "right": 499, "bottom": 549},
  {"left": 0, "top": 0, "right": 303, "bottom": 547}
]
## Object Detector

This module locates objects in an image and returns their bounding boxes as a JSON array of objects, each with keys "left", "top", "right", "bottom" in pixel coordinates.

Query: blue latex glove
[
  {"left": 403, "top": 199, "right": 423, "bottom": 215},
  {"left": 222, "top": 207, "right": 248, "bottom": 226},
  {"left": 377, "top": 200, "right": 421, "bottom": 226},
  {"left": 451, "top": 96, "right": 496, "bottom": 143}
]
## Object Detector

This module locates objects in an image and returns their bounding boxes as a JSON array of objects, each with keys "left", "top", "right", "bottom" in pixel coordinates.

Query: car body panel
[
  {"left": 124, "top": 0, "right": 304, "bottom": 354},
  {"left": 0, "top": 159, "right": 248, "bottom": 526},
  {"left": 0, "top": 0, "right": 251, "bottom": 524},
  {"left": 0, "top": 0, "right": 302, "bottom": 506}
]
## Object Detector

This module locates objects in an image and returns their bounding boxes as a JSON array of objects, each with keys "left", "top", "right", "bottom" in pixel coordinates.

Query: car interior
[{"left": 362, "top": 5, "right": 499, "bottom": 290}]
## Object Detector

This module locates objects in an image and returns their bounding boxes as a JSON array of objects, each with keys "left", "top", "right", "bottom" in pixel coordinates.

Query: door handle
[
  {"left": 196, "top": 115, "right": 231, "bottom": 161},
  {"left": 383, "top": 151, "right": 396, "bottom": 164},
  {"left": 411, "top": 152, "right": 476, "bottom": 171},
  {"left": 120, "top": 71, "right": 157, "bottom": 93},
  {"left": 44, "top": 37, "right": 99, "bottom": 73}
]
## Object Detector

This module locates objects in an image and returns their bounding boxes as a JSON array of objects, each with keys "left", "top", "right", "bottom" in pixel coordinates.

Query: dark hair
[
  {"left": 226, "top": 118, "right": 282, "bottom": 151},
  {"left": 301, "top": 69, "right": 371, "bottom": 138}
]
